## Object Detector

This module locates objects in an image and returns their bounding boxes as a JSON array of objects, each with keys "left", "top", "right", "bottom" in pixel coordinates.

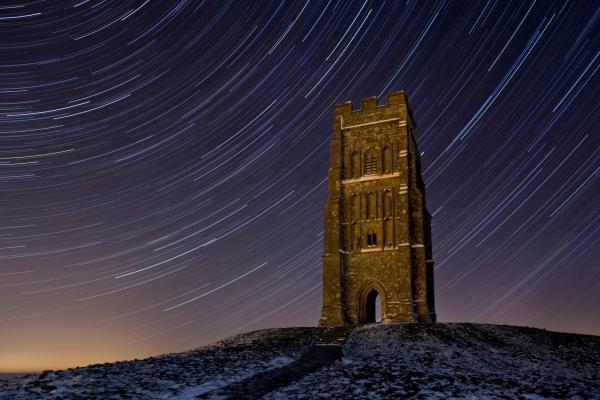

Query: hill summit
[{"left": 1, "top": 323, "right": 599, "bottom": 399}]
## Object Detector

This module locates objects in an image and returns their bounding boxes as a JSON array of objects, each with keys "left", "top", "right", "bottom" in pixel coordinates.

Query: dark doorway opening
[{"left": 365, "top": 289, "right": 383, "bottom": 323}]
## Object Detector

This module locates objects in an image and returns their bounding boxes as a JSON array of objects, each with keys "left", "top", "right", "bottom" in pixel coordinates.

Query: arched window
[
  {"left": 367, "top": 192, "right": 376, "bottom": 219},
  {"left": 384, "top": 219, "right": 393, "bottom": 246},
  {"left": 364, "top": 149, "right": 377, "bottom": 175},
  {"left": 384, "top": 190, "right": 393, "bottom": 218},
  {"left": 351, "top": 151, "right": 361, "bottom": 178},
  {"left": 382, "top": 146, "right": 392, "bottom": 174}
]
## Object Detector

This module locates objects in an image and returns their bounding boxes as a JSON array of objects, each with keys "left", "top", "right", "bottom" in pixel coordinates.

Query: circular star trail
[{"left": 0, "top": 0, "right": 599, "bottom": 371}]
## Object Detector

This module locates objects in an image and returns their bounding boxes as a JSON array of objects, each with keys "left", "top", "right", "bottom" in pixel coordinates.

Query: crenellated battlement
[
  {"left": 333, "top": 91, "right": 413, "bottom": 128},
  {"left": 334, "top": 90, "right": 415, "bottom": 130},
  {"left": 335, "top": 91, "right": 408, "bottom": 114}
]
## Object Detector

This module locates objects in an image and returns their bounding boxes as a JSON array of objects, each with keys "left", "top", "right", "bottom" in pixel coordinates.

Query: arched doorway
[{"left": 364, "top": 289, "right": 383, "bottom": 323}]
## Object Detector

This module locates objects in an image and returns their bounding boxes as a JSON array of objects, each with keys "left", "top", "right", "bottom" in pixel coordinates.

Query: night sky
[{"left": 1, "top": 0, "right": 599, "bottom": 372}]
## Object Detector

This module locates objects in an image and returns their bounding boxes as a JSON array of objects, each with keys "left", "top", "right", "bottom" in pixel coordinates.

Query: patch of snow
[
  {"left": 3, "top": 324, "right": 599, "bottom": 399},
  {"left": 0, "top": 327, "right": 320, "bottom": 399},
  {"left": 265, "top": 323, "right": 600, "bottom": 399}
]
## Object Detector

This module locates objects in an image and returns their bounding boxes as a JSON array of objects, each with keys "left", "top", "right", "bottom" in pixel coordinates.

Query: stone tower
[{"left": 319, "top": 91, "right": 436, "bottom": 326}]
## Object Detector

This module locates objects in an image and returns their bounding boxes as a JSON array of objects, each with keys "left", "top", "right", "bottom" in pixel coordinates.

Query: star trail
[{"left": 1, "top": 0, "right": 599, "bottom": 371}]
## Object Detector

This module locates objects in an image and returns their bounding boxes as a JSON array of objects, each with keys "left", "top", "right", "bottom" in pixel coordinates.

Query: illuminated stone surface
[{"left": 320, "top": 91, "right": 436, "bottom": 326}]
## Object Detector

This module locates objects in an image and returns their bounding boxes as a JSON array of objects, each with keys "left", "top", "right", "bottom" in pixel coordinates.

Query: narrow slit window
[{"left": 367, "top": 232, "right": 377, "bottom": 246}]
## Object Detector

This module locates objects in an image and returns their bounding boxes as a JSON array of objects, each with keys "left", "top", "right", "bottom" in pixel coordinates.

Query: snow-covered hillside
[
  {"left": 268, "top": 323, "right": 600, "bottom": 399},
  {"left": 0, "top": 328, "right": 321, "bottom": 399},
  {"left": 1, "top": 323, "right": 599, "bottom": 399}
]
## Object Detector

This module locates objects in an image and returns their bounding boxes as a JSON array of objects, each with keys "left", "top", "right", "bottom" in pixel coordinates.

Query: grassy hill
[{"left": 1, "top": 323, "right": 599, "bottom": 399}]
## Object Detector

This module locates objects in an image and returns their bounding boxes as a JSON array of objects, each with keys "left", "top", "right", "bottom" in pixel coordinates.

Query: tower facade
[{"left": 319, "top": 91, "right": 436, "bottom": 326}]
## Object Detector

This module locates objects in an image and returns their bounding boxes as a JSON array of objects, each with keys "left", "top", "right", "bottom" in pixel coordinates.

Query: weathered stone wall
[{"left": 320, "top": 91, "right": 436, "bottom": 326}]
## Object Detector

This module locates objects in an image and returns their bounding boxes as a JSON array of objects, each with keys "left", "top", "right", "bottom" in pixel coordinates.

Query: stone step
[{"left": 318, "top": 326, "right": 354, "bottom": 344}]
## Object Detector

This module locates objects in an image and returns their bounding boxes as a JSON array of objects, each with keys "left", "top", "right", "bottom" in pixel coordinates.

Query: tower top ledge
[{"left": 333, "top": 91, "right": 414, "bottom": 127}]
